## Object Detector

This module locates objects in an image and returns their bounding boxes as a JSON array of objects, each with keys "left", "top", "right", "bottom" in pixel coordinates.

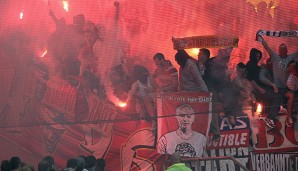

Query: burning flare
[
  {"left": 192, "top": 48, "right": 200, "bottom": 56},
  {"left": 40, "top": 50, "right": 48, "bottom": 58},
  {"left": 62, "top": 1, "right": 69, "bottom": 12},
  {"left": 256, "top": 103, "right": 262, "bottom": 115},
  {"left": 118, "top": 102, "right": 127, "bottom": 108},
  {"left": 186, "top": 48, "right": 200, "bottom": 58},
  {"left": 19, "top": 11, "right": 24, "bottom": 20}
]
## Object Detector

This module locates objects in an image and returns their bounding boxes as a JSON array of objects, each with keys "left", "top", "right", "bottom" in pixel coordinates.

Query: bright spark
[
  {"left": 186, "top": 48, "right": 200, "bottom": 59},
  {"left": 63, "top": 1, "right": 69, "bottom": 12},
  {"left": 118, "top": 102, "right": 127, "bottom": 108},
  {"left": 256, "top": 103, "right": 262, "bottom": 114},
  {"left": 20, "top": 11, "right": 24, "bottom": 20},
  {"left": 41, "top": 50, "right": 48, "bottom": 58},
  {"left": 192, "top": 48, "right": 200, "bottom": 55}
]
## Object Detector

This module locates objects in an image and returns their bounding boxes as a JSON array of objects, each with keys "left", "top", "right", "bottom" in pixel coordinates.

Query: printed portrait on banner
[{"left": 157, "top": 92, "right": 212, "bottom": 157}]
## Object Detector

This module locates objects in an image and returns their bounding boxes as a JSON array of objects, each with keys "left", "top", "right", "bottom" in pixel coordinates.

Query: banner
[
  {"left": 207, "top": 116, "right": 250, "bottom": 150},
  {"left": 250, "top": 113, "right": 298, "bottom": 153},
  {"left": 8, "top": 75, "right": 298, "bottom": 171},
  {"left": 172, "top": 36, "right": 239, "bottom": 50},
  {"left": 4, "top": 77, "right": 298, "bottom": 171},
  {"left": 257, "top": 30, "right": 298, "bottom": 37},
  {"left": 190, "top": 116, "right": 250, "bottom": 171},
  {"left": 42, "top": 77, "right": 78, "bottom": 116},
  {"left": 250, "top": 152, "right": 298, "bottom": 171},
  {"left": 156, "top": 92, "right": 212, "bottom": 157}
]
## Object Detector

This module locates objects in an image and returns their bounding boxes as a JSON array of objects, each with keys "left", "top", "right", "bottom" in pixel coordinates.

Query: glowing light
[
  {"left": 256, "top": 103, "right": 262, "bottom": 114},
  {"left": 118, "top": 102, "right": 127, "bottom": 108},
  {"left": 186, "top": 48, "right": 200, "bottom": 58},
  {"left": 40, "top": 50, "right": 48, "bottom": 58},
  {"left": 247, "top": 0, "right": 280, "bottom": 18},
  {"left": 20, "top": 11, "right": 24, "bottom": 20},
  {"left": 62, "top": 1, "right": 69, "bottom": 12},
  {"left": 192, "top": 48, "right": 200, "bottom": 55}
]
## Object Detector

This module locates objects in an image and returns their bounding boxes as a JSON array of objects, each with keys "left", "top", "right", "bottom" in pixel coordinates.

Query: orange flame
[
  {"left": 186, "top": 48, "right": 200, "bottom": 58},
  {"left": 191, "top": 48, "right": 200, "bottom": 55},
  {"left": 20, "top": 11, "right": 24, "bottom": 20},
  {"left": 62, "top": 1, "right": 69, "bottom": 12},
  {"left": 40, "top": 50, "right": 48, "bottom": 58},
  {"left": 118, "top": 102, "right": 127, "bottom": 108},
  {"left": 256, "top": 103, "right": 262, "bottom": 114}
]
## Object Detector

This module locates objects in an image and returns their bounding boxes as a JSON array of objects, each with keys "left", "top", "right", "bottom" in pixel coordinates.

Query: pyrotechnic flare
[
  {"left": 20, "top": 11, "right": 24, "bottom": 20},
  {"left": 40, "top": 50, "right": 48, "bottom": 58},
  {"left": 118, "top": 102, "right": 127, "bottom": 108},
  {"left": 63, "top": 1, "right": 69, "bottom": 12},
  {"left": 256, "top": 103, "right": 262, "bottom": 114}
]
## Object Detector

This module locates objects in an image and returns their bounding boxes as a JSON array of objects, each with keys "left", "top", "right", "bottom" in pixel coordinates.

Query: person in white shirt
[
  {"left": 286, "top": 61, "right": 298, "bottom": 127},
  {"left": 158, "top": 103, "right": 207, "bottom": 157},
  {"left": 126, "top": 65, "right": 158, "bottom": 122}
]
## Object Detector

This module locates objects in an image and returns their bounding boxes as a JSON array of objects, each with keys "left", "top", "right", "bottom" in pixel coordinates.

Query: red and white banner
[
  {"left": 249, "top": 152, "right": 298, "bottom": 171},
  {"left": 42, "top": 77, "right": 78, "bottom": 116},
  {"left": 198, "top": 116, "right": 251, "bottom": 171},
  {"left": 258, "top": 30, "right": 298, "bottom": 37},
  {"left": 207, "top": 116, "right": 250, "bottom": 150},
  {"left": 172, "top": 36, "right": 239, "bottom": 50},
  {"left": 250, "top": 113, "right": 298, "bottom": 153},
  {"left": 156, "top": 92, "right": 212, "bottom": 157}
]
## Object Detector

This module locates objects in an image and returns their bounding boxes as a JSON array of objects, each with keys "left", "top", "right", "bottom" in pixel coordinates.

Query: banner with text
[
  {"left": 250, "top": 113, "right": 298, "bottom": 153},
  {"left": 156, "top": 92, "right": 212, "bottom": 158},
  {"left": 250, "top": 152, "right": 298, "bottom": 171},
  {"left": 189, "top": 116, "right": 250, "bottom": 171},
  {"left": 172, "top": 36, "right": 239, "bottom": 50}
]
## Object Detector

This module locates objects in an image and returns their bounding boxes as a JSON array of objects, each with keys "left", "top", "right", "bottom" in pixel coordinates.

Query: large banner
[
  {"left": 249, "top": 113, "right": 298, "bottom": 171},
  {"left": 0, "top": 77, "right": 163, "bottom": 171},
  {"left": 189, "top": 116, "right": 251, "bottom": 171},
  {"left": 156, "top": 92, "right": 212, "bottom": 157},
  {"left": 250, "top": 113, "right": 298, "bottom": 153},
  {"left": 0, "top": 78, "right": 217, "bottom": 171},
  {"left": 3, "top": 75, "right": 298, "bottom": 171}
]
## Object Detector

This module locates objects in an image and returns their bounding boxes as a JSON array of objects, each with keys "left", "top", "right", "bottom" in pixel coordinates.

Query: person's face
[
  {"left": 154, "top": 58, "right": 165, "bottom": 68},
  {"left": 136, "top": 71, "right": 149, "bottom": 83},
  {"left": 279, "top": 44, "right": 288, "bottom": 58},
  {"left": 176, "top": 108, "right": 195, "bottom": 132},
  {"left": 84, "top": 32, "right": 96, "bottom": 45}
]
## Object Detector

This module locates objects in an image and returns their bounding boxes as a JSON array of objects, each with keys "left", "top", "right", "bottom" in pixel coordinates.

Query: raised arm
[
  {"left": 114, "top": 1, "right": 120, "bottom": 21},
  {"left": 258, "top": 34, "right": 274, "bottom": 56},
  {"left": 49, "top": 9, "right": 59, "bottom": 25}
]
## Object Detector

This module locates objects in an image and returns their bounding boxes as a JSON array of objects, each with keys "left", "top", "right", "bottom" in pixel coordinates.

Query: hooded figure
[
  {"left": 246, "top": 48, "right": 266, "bottom": 91},
  {"left": 175, "top": 50, "right": 208, "bottom": 92},
  {"left": 175, "top": 50, "right": 191, "bottom": 68}
]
